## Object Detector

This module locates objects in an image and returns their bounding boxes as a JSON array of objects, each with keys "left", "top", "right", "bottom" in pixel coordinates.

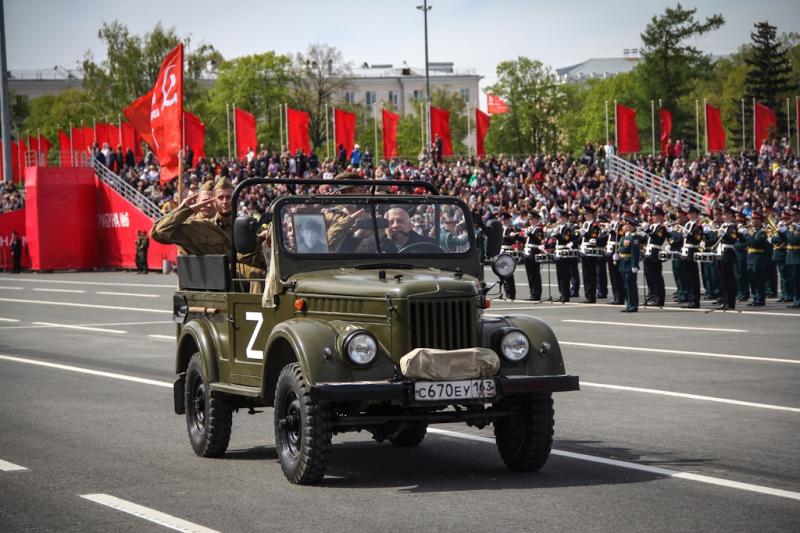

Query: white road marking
[
  {"left": 581, "top": 381, "right": 800, "bottom": 413},
  {"left": 32, "top": 322, "right": 127, "bottom": 334},
  {"left": 0, "top": 286, "right": 22, "bottom": 290},
  {"left": 0, "top": 320, "right": 169, "bottom": 330},
  {"left": 0, "top": 355, "right": 172, "bottom": 388},
  {"left": 562, "top": 319, "right": 746, "bottom": 333},
  {"left": 0, "top": 459, "right": 28, "bottom": 472},
  {"left": 33, "top": 288, "right": 85, "bottom": 294},
  {"left": 0, "top": 317, "right": 20, "bottom": 322},
  {"left": 491, "top": 299, "right": 800, "bottom": 318},
  {"left": 428, "top": 429, "right": 800, "bottom": 502},
  {"left": 96, "top": 291, "right": 161, "bottom": 298},
  {"left": 0, "top": 297, "right": 170, "bottom": 314},
  {"left": 80, "top": 494, "right": 218, "bottom": 533},
  {"left": 0, "top": 277, "right": 174, "bottom": 288},
  {"left": 561, "top": 341, "right": 800, "bottom": 365},
  {"left": 149, "top": 334, "right": 174, "bottom": 340}
]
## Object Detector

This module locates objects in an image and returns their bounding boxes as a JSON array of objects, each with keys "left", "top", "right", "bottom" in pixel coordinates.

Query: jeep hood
[{"left": 292, "top": 268, "right": 480, "bottom": 299}]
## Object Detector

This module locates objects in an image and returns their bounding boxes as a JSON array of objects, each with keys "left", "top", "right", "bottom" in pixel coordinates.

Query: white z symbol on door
[{"left": 245, "top": 312, "right": 264, "bottom": 360}]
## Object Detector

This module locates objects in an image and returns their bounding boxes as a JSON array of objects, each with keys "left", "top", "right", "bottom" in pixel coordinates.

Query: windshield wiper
[{"left": 353, "top": 263, "right": 415, "bottom": 270}]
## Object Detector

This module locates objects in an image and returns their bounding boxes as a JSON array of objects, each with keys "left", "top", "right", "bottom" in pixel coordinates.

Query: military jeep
[{"left": 171, "top": 177, "right": 578, "bottom": 484}]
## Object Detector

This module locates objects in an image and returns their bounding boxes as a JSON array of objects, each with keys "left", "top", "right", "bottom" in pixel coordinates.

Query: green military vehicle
[{"left": 171, "top": 177, "right": 579, "bottom": 484}]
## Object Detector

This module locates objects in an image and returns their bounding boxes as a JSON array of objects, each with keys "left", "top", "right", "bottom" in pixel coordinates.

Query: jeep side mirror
[
  {"left": 234, "top": 216, "right": 259, "bottom": 254},
  {"left": 485, "top": 219, "right": 503, "bottom": 258}
]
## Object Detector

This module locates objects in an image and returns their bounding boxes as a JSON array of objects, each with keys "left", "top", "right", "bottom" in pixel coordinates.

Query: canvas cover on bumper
[{"left": 400, "top": 347, "right": 500, "bottom": 380}]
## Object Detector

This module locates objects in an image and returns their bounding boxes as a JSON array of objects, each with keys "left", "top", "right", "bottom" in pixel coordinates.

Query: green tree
[
  {"left": 745, "top": 21, "right": 796, "bottom": 111},
  {"left": 637, "top": 3, "right": 724, "bottom": 143},
  {"left": 484, "top": 57, "right": 565, "bottom": 155}
]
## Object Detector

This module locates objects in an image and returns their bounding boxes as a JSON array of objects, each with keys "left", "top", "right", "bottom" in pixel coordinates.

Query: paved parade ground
[{"left": 0, "top": 270, "right": 798, "bottom": 532}]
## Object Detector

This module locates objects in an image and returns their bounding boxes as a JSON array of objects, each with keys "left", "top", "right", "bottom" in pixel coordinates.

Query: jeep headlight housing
[
  {"left": 500, "top": 330, "right": 530, "bottom": 362},
  {"left": 344, "top": 331, "right": 378, "bottom": 366},
  {"left": 492, "top": 253, "right": 516, "bottom": 279}
]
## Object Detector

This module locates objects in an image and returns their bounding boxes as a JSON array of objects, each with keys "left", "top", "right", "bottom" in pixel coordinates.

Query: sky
[{"left": 5, "top": 0, "right": 800, "bottom": 92}]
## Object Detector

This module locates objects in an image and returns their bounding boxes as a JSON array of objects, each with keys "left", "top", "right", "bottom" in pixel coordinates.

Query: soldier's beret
[{"left": 213, "top": 177, "right": 234, "bottom": 191}]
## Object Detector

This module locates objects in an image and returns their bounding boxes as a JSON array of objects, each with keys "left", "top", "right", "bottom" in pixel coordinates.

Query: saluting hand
[{"left": 180, "top": 193, "right": 215, "bottom": 213}]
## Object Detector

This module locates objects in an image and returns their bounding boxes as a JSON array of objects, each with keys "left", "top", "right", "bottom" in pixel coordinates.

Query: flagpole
[
  {"left": 69, "top": 122, "right": 73, "bottom": 167},
  {"left": 650, "top": 100, "right": 655, "bottom": 155},
  {"left": 373, "top": 102, "right": 378, "bottom": 162},
  {"left": 703, "top": 98, "right": 708, "bottom": 155},
  {"left": 284, "top": 103, "right": 289, "bottom": 153},
  {"left": 613, "top": 100, "right": 618, "bottom": 148},
  {"left": 605, "top": 100, "right": 609, "bottom": 144},
  {"left": 694, "top": 99, "right": 700, "bottom": 159},
  {"left": 93, "top": 117, "right": 97, "bottom": 146},
  {"left": 232, "top": 103, "right": 237, "bottom": 161},
  {"left": 466, "top": 100, "right": 471, "bottom": 158},
  {"left": 741, "top": 98, "right": 745, "bottom": 154},
  {"left": 787, "top": 97, "right": 791, "bottom": 143},
  {"left": 658, "top": 99, "right": 662, "bottom": 155},
  {"left": 419, "top": 101, "right": 424, "bottom": 151},
  {"left": 332, "top": 106, "right": 336, "bottom": 158},
  {"left": 36, "top": 127, "right": 41, "bottom": 165},
  {"left": 324, "top": 103, "right": 330, "bottom": 160},
  {"left": 226, "top": 104, "right": 231, "bottom": 160},
  {"left": 752, "top": 98, "right": 756, "bottom": 152},
  {"left": 796, "top": 96, "right": 799, "bottom": 156}
]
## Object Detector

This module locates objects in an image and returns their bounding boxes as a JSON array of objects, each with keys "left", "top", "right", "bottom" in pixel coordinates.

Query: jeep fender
[
  {"left": 176, "top": 318, "right": 221, "bottom": 383},
  {"left": 481, "top": 314, "right": 566, "bottom": 376}
]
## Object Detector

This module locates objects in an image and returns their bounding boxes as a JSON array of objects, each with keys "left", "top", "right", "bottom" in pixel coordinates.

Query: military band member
[
  {"left": 734, "top": 211, "right": 750, "bottom": 301},
  {"left": 643, "top": 207, "right": 667, "bottom": 307},
  {"left": 500, "top": 212, "right": 522, "bottom": 300},
  {"left": 568, "top": 210, "right": 581, "bottom": 298},
  {"left": 786, "top": 208, "right": 800, "bottom": 309},
  {"left": 745, "top": 211, "right": 768, "bottom": 306},
  {"left": 771, "top": 210, "right": 792, "bottom": 302},
  {"left": 579, "top": 206, "right": 601, "bottom": 303},
  {"left": 681, "top": 206, "right": 703, "bottom": 308},
  {"left": 701, "top": 209, "right": 721, "bottom": 301},
  {"left": 606, "top": 212, "right": 626, "bottom": 305},
  {"left": 715, "top": 206, "right": 739, "bottom": 310},
  {"left": 552, "top": 210, "right": 574, "bottom": 303},
  {"left": 523, "top": 212, "right": 545, "bottom": 301},
  {"left": 669, "top": 210, "right": 688, "bottom": 303},
  {"left": 617, "top": 216, "right": 641, "bottom": 312},
  {"left": 595, "top": 213, "right": 610, "bottom": 299}
]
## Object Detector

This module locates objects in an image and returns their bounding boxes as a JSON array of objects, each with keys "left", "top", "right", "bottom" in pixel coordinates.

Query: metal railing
[
  {"left": 606, "top": 154, "right": 705, "bottom": 211},
  {"left": 91, "top": 157, "right": 163, "bottom": 221}
]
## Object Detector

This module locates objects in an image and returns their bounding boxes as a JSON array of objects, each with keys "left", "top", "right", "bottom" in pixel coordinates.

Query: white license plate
[{"left": 414, "top": 379, "right": 496, "bottom": 401}]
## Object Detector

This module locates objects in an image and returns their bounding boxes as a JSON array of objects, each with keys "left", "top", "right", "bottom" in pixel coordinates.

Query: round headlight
[
  {"left": 345, "top": 332, "right": 377, "bottom": 366},
  {"left": 492, "top": 253, "right": 516, "bottom": 278},
  {"left": 501, "top": 330, "right": 530, "bottom": 362}
]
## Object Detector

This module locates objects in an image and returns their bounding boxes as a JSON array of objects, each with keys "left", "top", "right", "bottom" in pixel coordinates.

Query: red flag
[
  {"left": 381, "top": 108, "right": 399, "bottom": 158},
  {"left": 334, "top": 108, "right": 356, "bottom": 158},
  {"left": 123, "top": 89, "right": 156, "bottom": 149},
  {"left": 616, "top": 103, "right": 640, "bottom": 154},
  {"left": 287, "top": 108, "right": 311, "bottom": 155},
  {"left": 184, "top": 111, "right": 206, "bottom": 160},
  {"left": 28, "top": 134, "right": 51, "bottom": 166},
  {"left": 659, "top": 108, "right": 672, "bottom": 155},
  {"left": 95, "top": 123, "right": 112, "bottom": 148},
  {"left": 149, "top": 44, "right": 184, "bottom": 183},
  {"left": 705, "top": 103, "right": 725, "bottom": 152},
  {"left": 120, "top": 122, "right": 142, "bottom": 160},
  {"left": 58, "top": 130, "right": 72, "bottom": 167},
  {"left": 234, "top": 107, "right": 257, "bottom": 160},
  {"left": 80, "top": 126, "right": 94, "bottom": 151},
  {"left": 430, "top": 106, "right": 453, "bottom": 157},
  {"left": 475, "top": 109, "right": 490, "bottom": 158},
  {"left": 487, "top": 94, "right": 509, "bottom": 115},
  {"left": 754, "top": 102, "right": 776, "bottom": 151}
]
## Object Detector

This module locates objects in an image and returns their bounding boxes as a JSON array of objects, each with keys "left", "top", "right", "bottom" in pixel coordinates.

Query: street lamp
[{"left": 416, "top": 1, "right": 432, "bottom": 154}]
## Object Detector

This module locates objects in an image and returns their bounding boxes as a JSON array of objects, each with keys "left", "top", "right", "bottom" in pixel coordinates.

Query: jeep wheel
[
  {"left": 185, "top": 353, "right": 232, "bottom": 458},
  {"left": 494, "top": 393, "right": 554, "bottom": 472},
  {"left": 388, "top": 422, "right": 428, "bottom": 447},
  {"left": 274, "top": 363, "right": 333, "bottom": 484}
]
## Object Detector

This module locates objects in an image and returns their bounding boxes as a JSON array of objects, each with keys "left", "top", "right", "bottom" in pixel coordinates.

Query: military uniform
[
  {"left": 734, "top": 220, "right": 750, "bottom": 301},
  {"left": 715, "top": 219, "right": 738, "bottom": 310},
  {"left": 499, "top": 219, "right": 523, "bottom": 299},
  {"left": 553, "top": 220, "right": 574, "bottom": 302},
  {"left": 668, "top": 222, "right": 687, "bottom": 302},
  {"left": 745, "top": 214, "right": 769, "bottom": 306},
  {"left": 771, "top": 218, "right": 791, "bottom": 302},
  {"left": 523, "top": 222, "right": 545, "bottom": 300},
  {"left": 135, "top": 232, "right": 149, "bottom": 274},
  {"left": 786, "top": 216, "right": 800, "bottom": 308},
  {"left": 701, "top": 224, "right": 719, "bottom": 300},
  {"left": 568, "top": 219, "right": 581, "bottom": 297},
  {"left": 579, "top": 216, "right": 601, "bottom": 303},
  {"left": 680, "top": 218, "right": 703, "bottom": 308},
  {"left": 606, "top": 222, "right": 626, "bottom": 305},
  {"left": 643, "top": 217, "right": 667, "bottom": 307},
  {"left": 617, "top": 226, "right": 640, "bottom": 312}
]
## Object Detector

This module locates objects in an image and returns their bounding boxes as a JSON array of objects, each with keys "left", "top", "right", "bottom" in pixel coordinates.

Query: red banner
[
  {"left": 616, "top": 103, "right": 641, "bottom": 154},
  {"left": 120, "top": 122, "right": 143, "bottom": 161},
  {"left": 95, "top": 123, "right": 112, "bottom": 148},
  {"left": 149, "top": 44, "right": 184, "bottom": 183},
  {"left": 79, "top": 126, "right": 94, "bottom": 151},
  {"left": 184, "top": 111, "right": 205, "bottom": 160},
  {"left": 430, "top": 106, "right": 453, "bottom": 157},
  {"left": 0, "top": 209, "right": 30, "bottom": 270},
  {"left": 754, "top": 102, "right": 776, "bottom": 150},
  {"left": 287, "top": 108, "right": 311, "bottom": 155},
  {"left": 659, "top": 108, "right": 672, "bottom": 155},
  {"left": 381, "top": 108, "right": 399, "bottom": 158},
  {"left": 475, "top": 108, "right": 490, "bottom": 158},
  {"left": 124, "top": 90, "right": 156, "bottom": 149},
  {"left": 234, "top": 107, "right": 257, "bottom": 160},
  {"left": 58, "top": 130, "right": 72, "bottom": 167},
  {"left": 705, "top": 103, "right": 725, "bottom": 152},
  {"left": 334, "top": 108, "right": 356, "bottom": 158},
  {"left": 28, "top": 134, "right": 51, "bottom": 166},
  {"left": 487, "top": 94, "right": 509, "bottom": 115}
]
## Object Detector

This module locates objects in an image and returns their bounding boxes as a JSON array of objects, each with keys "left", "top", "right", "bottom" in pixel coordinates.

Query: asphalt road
[{"left": 0, "top": 270, "right": 798, "bottom": 532}]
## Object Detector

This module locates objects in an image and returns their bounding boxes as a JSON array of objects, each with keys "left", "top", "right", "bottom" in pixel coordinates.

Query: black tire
[
  {"left": 185, "top": 353, "right": 232, "bottom": 458},
  {"left": 274, "top": 363, "right": 333, "bottom": 484},
  {"left": 388, "top": 422, "right": 428, "bottom": 447},
  {"left": 494, "top": 393, "right": 554, "bottom": 472}
]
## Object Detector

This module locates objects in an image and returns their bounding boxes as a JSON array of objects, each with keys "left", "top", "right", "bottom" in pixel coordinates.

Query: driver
[{"left": 385, "top": 207, "right": 436, "bottom": 250}]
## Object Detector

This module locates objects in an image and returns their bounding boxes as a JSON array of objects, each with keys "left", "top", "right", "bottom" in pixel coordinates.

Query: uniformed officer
[
  {"left": 617, "top": 216, "right": 640, "bottom": 312},
  {"left": 786, "top": 208, "right": 800, "bottom": 309},
  {"left": 499, "top": 212, "right": 522, "bottom": 300},
  {"left": 595, "top": 213, "right": 610, "bottom": 300},
  {"left": 669, "top": 210, "right": 688, "bottom": 303},
  {"left": 552, "top": 210, "right": 574, "bottom": 303},
  {"left": 579, "top": 207, "right": 601, "bottom": 303},
  {"left": 681, "top": 206, "right": 703, "bottom": 308},
  {"left": 523, "top": 212, "right": 545, "bottom": 301},
  {"left": 135, "top": 230, "right": 149, "bottom": 274},
  {"left": 734, "top": 211, "right": 750, "bottom": 301},
  {"left": 771, "top": 210, "right": 792, "bottom": 302},
  {"left": 745, "top": 211, "right": 768, "bottom": 306},
  {"left": 568, "top": 210, "right": 581, "bottom": 298},
  {"left": 643, "top": 207, "right": 667, "bottom": 307},
  {"left": 606, "top": 211, "right": 625, "bottom": 305},
  {"left": 191, "top": 180, "right": 218, "bottom": 221},
  {"left": 715, "top": 206, "right": 739, "bottom": 310},
  {"left": 701, "top": 210, "right": 721, "bottom": 301}
]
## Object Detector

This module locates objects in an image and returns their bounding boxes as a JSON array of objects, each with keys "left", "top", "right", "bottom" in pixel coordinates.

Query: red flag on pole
[
  {"left": 487, "top": 94, "right": 509, "bottom": 115},
  {"left": 659, "top": 108, "right": 672, "bottom": 155},
  {"left": 123, "top": 90, "right": 156, "bottom": 149},
  {"left": 120, "top": 122, "right": 141, "bottom": 160},
  {"left": 475, "top": 108, "right": 490, "bottom": 158},
  {"left": 616, "top": 103, "right": 641, "bottom": 154},
  {"left": 234, "top": 107, "right": 256, "bottom": 160},
  {"left": 149, "top": 44, "right": 184, "bottom": 183},
  {"left": 184, "top": 111, "right": 206, "bottom": 159},
  {"left": 430, "top": 106, "right": 453, "bottom": 157},
  {"left": 334, "top": 108, "right": 356, "bottom": 158},
  {"left": 58, "top": 130, "right": 71, "bottom": 167},
  {"left": 381, "top": 108, "right": 399, "bottom": 158},
  {"left": 287, "top": 108, "right": 310, "bottom": 155},
  {"left": 754, "top": 102, "right": 776, "bottom": 151},
  {"left": 705, "top": 103, "right": 725, "bottom": 152},
  {"left": 95, "top": 123, "right": 112, "bottom": 148}
]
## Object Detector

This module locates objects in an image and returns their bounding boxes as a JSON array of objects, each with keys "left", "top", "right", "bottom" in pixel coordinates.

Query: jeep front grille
[{"left": 408, "top": 299, "right": 476, "bottom": 350}]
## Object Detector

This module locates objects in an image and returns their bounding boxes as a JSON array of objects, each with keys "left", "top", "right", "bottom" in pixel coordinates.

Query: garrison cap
[
  {"left": 199, "top": 180, "right": 215, "bottom": 192},
  {"left": 213, "top": 176, "right": 234, "bottom": 191},
  {"left": 334, "top": 171, "right": 366, "bottom": 191}
]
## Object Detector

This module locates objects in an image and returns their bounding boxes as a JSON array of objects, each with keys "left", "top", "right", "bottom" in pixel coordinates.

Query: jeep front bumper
[{"left": 309, "top": 374, "right": 579, "bottom": 403}]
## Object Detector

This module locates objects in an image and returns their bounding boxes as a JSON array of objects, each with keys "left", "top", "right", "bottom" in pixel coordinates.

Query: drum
[
  {"left": 694, "top": 252, "right": 717, "bottom": 263},
  {"left": 535, "top": 253, "right": 554, "bottom": 263},
  {"left": 659, "top": 250, "right": 680, "bottom": 261},
  {"left": 554, "top": 249, "right": 579, "bottom": 259},
  {"left": 580, "top": 246, "right": 605, "bottom": 258}
]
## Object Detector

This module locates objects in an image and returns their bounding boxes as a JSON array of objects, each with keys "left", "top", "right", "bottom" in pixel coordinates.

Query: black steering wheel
[{"left": 398, "top": 241, "right": 446, "bottom": 254}]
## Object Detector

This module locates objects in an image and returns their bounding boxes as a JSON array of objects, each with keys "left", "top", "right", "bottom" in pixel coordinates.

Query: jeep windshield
[{"left": 276, "top": 197, "right": 473, "bottom": 257}]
